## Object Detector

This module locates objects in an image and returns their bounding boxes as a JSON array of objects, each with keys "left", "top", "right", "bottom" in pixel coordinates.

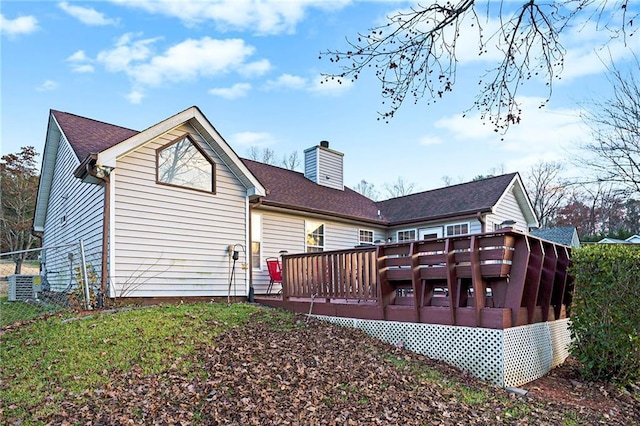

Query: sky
[{"left": 1, "top": 0, "right": 638, "bottom": 197}]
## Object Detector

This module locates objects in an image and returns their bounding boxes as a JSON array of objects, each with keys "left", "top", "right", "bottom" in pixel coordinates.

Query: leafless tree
[
  {"left": 384, "top": 176, "right": 416, "bottom": 198},
  {"left": 353, "top": 179, "right": 379, "bottom": 200},
  {"left": 525, "top": 160, "right": 567, "bottom": 227},
  {"left": 321, "top": 1, "right": 636, "bottom": 131},
  {"left": 281, "top": 151, "right": 301, "bottom": 171},
  {"left": 579, "top": 60, "right": 640, "bottom": 195},
  {"left": 247, "top": 146, "right": 278, "bottom": 165}
]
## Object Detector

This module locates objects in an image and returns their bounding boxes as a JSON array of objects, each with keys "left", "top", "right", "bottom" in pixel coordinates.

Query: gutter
[{"left": 84, "top": 157, "right": 112, "bottom": 306}]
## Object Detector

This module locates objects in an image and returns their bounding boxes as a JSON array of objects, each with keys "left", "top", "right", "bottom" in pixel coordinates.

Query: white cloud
[
  {"left": 58, "top": 2, "right": 118, "bottom": 26},
  {"left": 110, "top": 0, "right": 350, "bottom": 35},
  {"left": 67, "top": 50, "right": 95, "bottom": 73},
  {"left": 419, "top": 136, "right": 443, "bottom": 146},
  {"left": 97, "top": 33, "right": 159, "bottom": 73},
  {"left": 239, "top": 59, "right": 271, "bottom": 77},
  {"left": 126, "top": 90, "right": 144, "bottom": 104},
  {"left": 0, "top": 14, "right": 38, "bottom": 36},
  {"left": 434, "top": 96, "right": 587, "bottom": 173},
  {"left": 36, "top": 80, "right": 58, "bottom": 91},
  {"left": 209, "top": 83, "right": 252, "bottom": 99},
  {"left": 265, "top": 74, "right": 307, "bottom": 90},
  {"left": 230, "top": 131, "right": 276, "bottom": 147}
]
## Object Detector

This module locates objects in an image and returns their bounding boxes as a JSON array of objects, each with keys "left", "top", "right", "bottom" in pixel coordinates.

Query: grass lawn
[
  {"left": 1, "top": 302, "right": 260, "bottom": 422},
  {"left": 1, "top": 302, "right": 635, "bottom": 425}
]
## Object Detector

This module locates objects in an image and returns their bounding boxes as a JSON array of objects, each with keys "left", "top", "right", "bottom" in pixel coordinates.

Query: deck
[{"left": 256, "top": 229, "right": 573, "bottom": 329}]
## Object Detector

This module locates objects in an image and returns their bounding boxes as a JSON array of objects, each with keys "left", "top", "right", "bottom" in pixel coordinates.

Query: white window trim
[
  {"left": 358, "top": 229, "right": 374, "bottom": 245},
  {"left": 445, "top": 222, "right": 470, "bottom": 237},
  {"left": 251, "top": 213, "right": 262, "bottom": 270},
  {"left": 305, "top": 220, "right": 325, "bottom": 252},
  {"left": 396, "top": 228, "right": 417, "bottom": 242}
]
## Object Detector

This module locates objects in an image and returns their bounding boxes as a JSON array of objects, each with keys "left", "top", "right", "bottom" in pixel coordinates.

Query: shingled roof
[
  {"left": 47, "top": 109, "right": 526, "bottom": 227},
  {"left": 377, "top": 173, "right": 519, "bottom": 224},
  {"left": 51, "top": 110, "right": 138, "bottom": 160},
  {"left": 242, "top": 159, "right": 385, "bottom": 224}
]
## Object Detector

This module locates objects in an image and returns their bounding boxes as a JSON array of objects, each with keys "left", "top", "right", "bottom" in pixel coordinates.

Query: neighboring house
[
  {"left": 33, "top": 107, "right": 539, "bottom": 299},
  {"left": 530, "top": 226, "right": 580, "bottom": 247},
  {"left": 598, "top": 234, "right": 640, "bottom": 244}
]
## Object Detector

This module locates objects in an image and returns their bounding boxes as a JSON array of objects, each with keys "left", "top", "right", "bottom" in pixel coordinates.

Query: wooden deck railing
[{"left": 265, "top": 229, "right": 572, "bottom": 329}]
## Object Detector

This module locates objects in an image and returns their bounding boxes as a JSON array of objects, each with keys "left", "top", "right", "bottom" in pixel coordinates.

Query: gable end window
[
  {"left": 445, "top": 222, "right": 469, "bottom": 236},
  {"left": 156, "top": 135, "right": 215, "bottom": 193}
]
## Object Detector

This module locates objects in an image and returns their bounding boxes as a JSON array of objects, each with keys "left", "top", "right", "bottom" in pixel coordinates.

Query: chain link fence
[{"left": 0, "top": 240, "right": 103, "bottom": 326}]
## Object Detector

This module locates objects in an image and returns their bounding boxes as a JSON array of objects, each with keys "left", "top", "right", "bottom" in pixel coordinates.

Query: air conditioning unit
[{"left": 8, "top": 275, "right": 42, "bottom": 302}]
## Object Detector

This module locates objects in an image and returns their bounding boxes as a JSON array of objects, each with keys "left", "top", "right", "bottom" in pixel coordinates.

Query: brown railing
[{"left": 266, "top": 229, "right": 572, "bottom": 329}]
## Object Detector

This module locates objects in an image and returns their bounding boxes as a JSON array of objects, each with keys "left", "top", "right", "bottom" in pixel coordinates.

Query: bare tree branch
[{"left": 321, "top": 1, "right": 636, "bottom": 132}]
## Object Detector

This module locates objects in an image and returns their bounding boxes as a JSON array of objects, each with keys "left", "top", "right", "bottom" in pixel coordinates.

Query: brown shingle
[
  {"left": 51, "top": 110, "right": 139, "bottom": 160},
  {"left": 376, "top": 173, "right": 518, "bottom": 224},
  {"left": 242, "top": 159, "right": 386, "bottom": 224}
]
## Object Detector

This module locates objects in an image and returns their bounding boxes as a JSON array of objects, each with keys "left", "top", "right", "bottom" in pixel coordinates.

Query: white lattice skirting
[{"left": 312, "top": 315, "right": 572, "bottom": 388}]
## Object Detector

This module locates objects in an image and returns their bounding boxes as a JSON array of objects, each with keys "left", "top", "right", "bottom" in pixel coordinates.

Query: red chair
[{"left": 266, "top": 258, "right": 283, "bottom": 295}]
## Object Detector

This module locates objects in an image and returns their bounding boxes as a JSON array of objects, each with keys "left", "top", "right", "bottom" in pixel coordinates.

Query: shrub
[{"left": 568, "top": 244, "right": 640, "bottom": 385}]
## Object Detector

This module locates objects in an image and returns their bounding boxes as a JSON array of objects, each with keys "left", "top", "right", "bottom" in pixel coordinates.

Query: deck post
[
  {"left": 538, "top": 242, "right": 557, "bottom": 321},
  {"left": 470, "top": 236, "right": 485, "bottom": 327},
  {"left": 503, "top": 233, "right": 531, "bottom": 327},
  {"left": 523, "top": 237, "right": 544, "bottom": 324},
  {"left": 445, "top": 239, "right": 458, "bottom": 325}
]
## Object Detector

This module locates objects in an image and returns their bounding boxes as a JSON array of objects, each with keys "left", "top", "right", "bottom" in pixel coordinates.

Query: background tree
[
  {"left": 353, "top": 179, "right": 379, "bottom": 200},
  {"left": 579, "top": 61, "right": 640, "bottom": 195},
  {"left": 247, "top": 147, "right": 301, "bottom": 171},
  {"left": 383, "top": 176, "right": 416, "bottom": 198},
  {"left": 524, "top": 161, "right": 567, "bottom": 227},
  {"left": 1, "top": 146, "right": 40, "bottom": 273},
  {"left": 247, "top": 146, "right": 278, "bottom": 165},
  {"left": 321, "top": 1, "right": 636, "bottom": 130},
  {"left": 281, "top": 151, "right": 301, "bottom": 171}
]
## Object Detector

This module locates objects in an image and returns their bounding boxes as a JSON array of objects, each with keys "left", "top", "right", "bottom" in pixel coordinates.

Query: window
[
  {"left": 306, "top": 221, "right": 325, "bottom": 252},
  {"left": 445, "top": 222, "right": 470, "bottom": 236},
  {"left": 157, "top": 135, "right": 214, "bottom": 193},
  {"left": 251, "top": 213, "right": 261, "bottom": 269},
  {"left": 359, "top": 229, "right": 374, "bottom": 245},
  {"left": 397, "top": 229, "right": 416, "bottom": 242}
]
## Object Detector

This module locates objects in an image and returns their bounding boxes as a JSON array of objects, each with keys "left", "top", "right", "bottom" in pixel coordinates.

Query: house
[
  {"left": 33, "top": 106, "right": 539, "bottom": 300},
  {"left": 598, "top": 235, "right": 640, "bottom": 244},
  {"left": 530, "top": 226, "right": 580, "bottom": 247}
]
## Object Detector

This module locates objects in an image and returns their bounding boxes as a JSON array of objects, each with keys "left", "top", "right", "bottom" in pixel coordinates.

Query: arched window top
[{"left": 156, "top": 135, "right": 215, "bottom": 193}]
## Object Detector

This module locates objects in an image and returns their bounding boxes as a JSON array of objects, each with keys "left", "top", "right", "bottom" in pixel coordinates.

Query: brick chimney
[{"left": 304, "top": 141, "right": 344, "bottom": 191}]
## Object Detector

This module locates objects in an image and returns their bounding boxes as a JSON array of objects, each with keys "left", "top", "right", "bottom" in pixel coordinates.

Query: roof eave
[
  {"left": 258, "top": 200, "right": 388, "bottom": 226},
  {"left": 387, "top": 208, "right": 493, "bottom": 227}
]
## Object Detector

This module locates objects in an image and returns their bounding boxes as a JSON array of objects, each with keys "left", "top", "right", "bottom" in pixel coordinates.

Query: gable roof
[
  {"left": 243, "top": 159, "right": 385, "bottom": 224},
  {"left": 530, "top": 226, "right": 579, "bottom": 247},
  {"left": 51, "top": 110, "right": 138, "bottom": 160},
  {"left": 377, "top": 173, "right": 520, "bottom": 224}
]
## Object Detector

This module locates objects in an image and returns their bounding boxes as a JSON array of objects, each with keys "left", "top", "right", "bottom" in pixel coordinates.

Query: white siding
[
  {"left": 111, "top": 123, "right": 248, "bottom": 298},
  {"left": 487, "top": 187, "right": 529, "bottom": 232},
  {"left": 317, "top": 148, "right": 344, "bottom": 190},
  {"left": 251, "top": 209, "right": 385, "bottom": 293},
  {"left": 304, "top": 149, "right": 317, "bottom": 183},
  {"left": 41, "top": 135, "right": 104, "bottom": 292}
]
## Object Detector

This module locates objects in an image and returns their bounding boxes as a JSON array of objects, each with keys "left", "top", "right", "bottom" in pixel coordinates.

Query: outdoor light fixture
[{"left": 94, "top": 164, "right": 113, "bottom": 179}]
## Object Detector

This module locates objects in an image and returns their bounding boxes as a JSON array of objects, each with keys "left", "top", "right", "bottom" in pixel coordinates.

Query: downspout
[
  {"left": 247, "top": 197, "right": 263, "bottom": 302},
  {"left": 476, "top": 211, "right": 485, "bottom": 233},
  {"left": 86, "top": 162, "right": 111, "bottom": 306}
]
